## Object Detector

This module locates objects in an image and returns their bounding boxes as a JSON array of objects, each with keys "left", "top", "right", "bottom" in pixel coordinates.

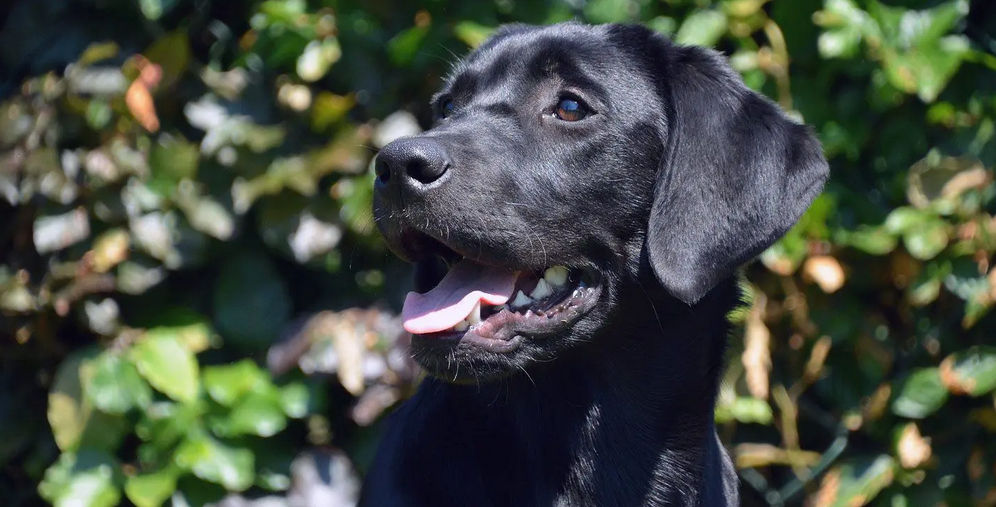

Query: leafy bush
[{"left": 1, "top": 0, "right": 994, "bottom": 506}]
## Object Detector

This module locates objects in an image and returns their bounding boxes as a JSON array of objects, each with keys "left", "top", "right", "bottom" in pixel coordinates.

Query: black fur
[{"left": 365, "top": 23, "right": 828, "bottom": 507}]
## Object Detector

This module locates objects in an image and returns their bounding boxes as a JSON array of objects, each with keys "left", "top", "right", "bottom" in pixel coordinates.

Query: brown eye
[{"left": 555, "top": 97, "right": 589, "bottom": 121}]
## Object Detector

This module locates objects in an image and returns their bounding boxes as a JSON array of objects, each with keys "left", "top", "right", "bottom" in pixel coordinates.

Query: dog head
[{"left": 373, "top": 23, "right": 828, "bottom": 382}]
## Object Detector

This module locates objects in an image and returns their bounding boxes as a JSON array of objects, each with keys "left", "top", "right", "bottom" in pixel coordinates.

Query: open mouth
[{"left": 402, "top": 256, "right": 601, "bottom": 345}]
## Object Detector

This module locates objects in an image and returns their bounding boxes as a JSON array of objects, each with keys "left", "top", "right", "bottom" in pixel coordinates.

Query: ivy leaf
[
  {"left": 174, "top": 433, "right": 254, "bottom": 492},
  {"left": 132, "top": 332, "right": 200, "bottom": 404},
  {"left": 124, "top": 468, "right": 177, "bottom": 507},
  {"left": 82, "top": 352, "right": 153, "bottom": 414},
  {"left": 38, "top": 451, "right": 122, "bottom": 507},
  {"left": 812, "top": 456, "right": 896, "bottom": 507},
  {"left": 202, "top": 360, "right": 269, "bottom": 406},
  {"left": 675, "top": 10, "right": 727, "bottom": 47},
  {"left": 940, "top": 346, "right": 996, "bottom": 397},
  {"left": 47, "top": 349, "right": 128, "bottom": 452},
  {"left": 892, "top": 368, "right": 949, "bottom": 419}
]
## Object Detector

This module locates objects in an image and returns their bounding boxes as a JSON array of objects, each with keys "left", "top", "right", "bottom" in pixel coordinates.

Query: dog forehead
[{"left": 445, "top": 24, "right": 635, "bottom": 97}]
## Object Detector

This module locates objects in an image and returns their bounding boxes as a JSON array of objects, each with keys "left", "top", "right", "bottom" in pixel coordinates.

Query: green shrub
[{"left": 1, "top": 0, "right": 994, "bottom": 505}]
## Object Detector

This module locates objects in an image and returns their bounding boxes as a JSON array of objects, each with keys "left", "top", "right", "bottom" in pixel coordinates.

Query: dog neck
[{"left": 378, "top": 278, "right": 739, "bottom": 506}]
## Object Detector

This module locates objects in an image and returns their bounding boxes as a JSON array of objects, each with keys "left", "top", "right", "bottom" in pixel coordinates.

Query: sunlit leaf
[
  {"left": 139, "top": 0, "right": 181, "bottom": 21},
  {"left": 280, "top": 383, "right": 311, "bottom": 418},
  {"left": 675, "top": 10, "right": 728, "bottom": 47},
  {"left": 47, "top": 349, "right": 129, "bottom": 452},
  {"left": 210, "top": 389, "right": 287, "bottom": 438},
  {"left": 839, "top": 225, "right": 898, "bottom": 255},
  {"left": 298, "top": 39, "right": 342, "bottom": 81},
  {"left": 38, "top": 451, "right": 122, "bottom": 507},
  {"left": 812, "top": 456, "right": 896, "bottom": 507},
  {"left": 82, "top": 352, "right": 153, "bottom": 414},
  {"left": 892, "top": 368, "right": 949, "bottom": 419},
  {"left": 202, "top": 360, "right": 269, "bottom": 406},
  {"left": 902, "top": 219, "right": 948, "bottom": 260},
  {"left": 132, "top": 332, "right": 200, "bottom": 404},
  {"left": 940, "top": 346, "right": 996, "bottom": 397},
  {"left": 125, "top": 469, "right": 177, "bottom": 507},
  {"left": 174, "top": 432, "right": 254, "bottom": 491},
  {"left": 454, "top": 22, "right": 495, "bottom": 48}
]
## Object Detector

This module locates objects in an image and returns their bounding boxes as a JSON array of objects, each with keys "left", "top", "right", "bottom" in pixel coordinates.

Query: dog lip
[{"left": 411, "top": 272, "right": 602, "bottom": 349}]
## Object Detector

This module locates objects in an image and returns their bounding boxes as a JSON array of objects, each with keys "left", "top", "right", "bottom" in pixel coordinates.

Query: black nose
[{"left": 375, "top": 137, "right": 451, "bottom": 189}]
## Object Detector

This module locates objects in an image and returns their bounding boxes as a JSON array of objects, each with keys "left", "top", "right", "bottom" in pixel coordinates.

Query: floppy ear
[{"left": 646, "top": 42, "right": 829, "bottom": 305}]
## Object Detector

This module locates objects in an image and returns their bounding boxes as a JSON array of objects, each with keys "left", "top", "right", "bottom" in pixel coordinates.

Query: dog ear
[{"left": 645, "top": 41, "right": 829, "bottom": 305}]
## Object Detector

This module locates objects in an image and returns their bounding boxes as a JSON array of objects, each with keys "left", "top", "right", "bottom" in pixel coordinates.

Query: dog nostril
[
  {"left": 375, "top": 159, "right": 391, "bottom": 185},
  {"left": 408, "top": 160, "right": 428, "bottom": 183},
  {"left": 407, "top": 158, "right": 448, "bottom": 184}
]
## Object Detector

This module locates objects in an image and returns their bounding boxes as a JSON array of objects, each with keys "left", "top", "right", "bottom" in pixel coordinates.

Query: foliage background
[{"left": 1, "top": 0, "right": 995, "bottom": 505}]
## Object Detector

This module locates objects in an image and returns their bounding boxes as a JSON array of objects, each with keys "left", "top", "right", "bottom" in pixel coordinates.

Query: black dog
[{"left": 363, "top": 22, "right": 828, "bottom": 507}]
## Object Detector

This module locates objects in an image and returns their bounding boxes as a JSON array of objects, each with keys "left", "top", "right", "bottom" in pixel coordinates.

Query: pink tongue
[{"left": 402, "top": 260, "right": 517, "bottom": 334}]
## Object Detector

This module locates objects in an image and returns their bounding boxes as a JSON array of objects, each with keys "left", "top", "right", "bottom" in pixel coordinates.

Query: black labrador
[{"left": 363, "top": 22, "right": 828, "bottom": 507}]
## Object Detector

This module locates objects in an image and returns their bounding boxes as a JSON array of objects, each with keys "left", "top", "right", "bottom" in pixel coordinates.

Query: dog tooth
[
  {"left": 512, "top": 290, "right": 533, "bottom": 308},
  {"left": 530, "top": 278, "right": 553, "bottom": 300},
  {"left": 468, "top": 301, "right": 482, "bottom": 325},
  {"left": 454, "top": 320, "right": 469, "bottom": 332},
  {"left": 543, "top": 266, "right": 569, "bottom": 286}
]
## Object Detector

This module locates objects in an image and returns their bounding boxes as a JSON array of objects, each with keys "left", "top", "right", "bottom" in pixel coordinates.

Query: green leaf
[
  {"left": 675, "top": 10, "right": 728, "bottom": 47},
  {"left": 943, "top": 259, "right": 992, "bottom": 328},
  {"left": 839, "top": 225, "right": 898, "bottom": 255},
  {"left": 86, "top": 100, "right": 112, "bottom": 130},
  {"left": 135, "top": 401, "right": 202, "bottom": 463},
  {"left": 906, "top": 262, "right": 950, "bottom": 306},
  {"left": 213, "top": 253, "right": 291, "bottom": 349},
  {"left": 884, "top": 207, "right": 928, "bottom": 234},
  {"left": 584, "top": 0, "right": 639, "bottom": 24},
  {"left": 38, "top": 451, "right": 122, "bottom": 507},
  {"left": 175, "top": 433, "right": 254, "bottom": 492},
  {"left": 870, "top": 0, "right": 968, "bottom": 47},
  {"left": 139, "top": 0, "right": 180, "bottom": 20},
  {"left": 253, "top": 449, "right": 293, "bottom": 492},
  {"left": 297, "top": 38, "right": 341, "bottom": 81},
  {"left": 715, "top": 396, "right": 773, "bottom": 425},
  {"left": 761, "top": 229, "right": 807, "bottom": 275},
  {"left": 144, "top": 31, "right": 191, "bottom": 90},
  {"left": 211, "top": 389, "right": 287, "bottom": 438},
  {"left": 202, "top": 359, "right": 269, "bottom": 406},
  {"left": 47, "top": 349, "right": 128, "bottom": 452},
  {"left": 280, "top": 383, "right": 311, "bottom": 418},
  {"left": 143, "top": 308, "right": 217, "bottom": 353},
  {"left": 148, "top": 138, "right": 199, "bottom": 197},
  {"left": 125, "top": 469, "right": 177, "bottom": 507},
  {"left": 892, "top": 368, "right": 949, "bottom": 419},
  {"left": 818, "top": 27, "right": 862, "bottom": 59},
  {"left": 940, "top": 346, "right": 996, "bottom": 396},
  {"left": 82, "top": 352, "right": 153, "bottom": 414},
  {"left": 902, "top": 220, "right": 948, "bottom": 260},
  {"left": 962, "top": 297, "right": 992, "bottom": 329},
  {"left": 883, "top": 39, "right": 968, "bottom": 103},
  {"left": 453, "top": 22, "right": 494, "bottom": 49},
  {"left": 816, "top": 456, "right": 896, "bottom": 507},
  {"left": 132, "top": 332, "right": 200, "bottom": 404}
]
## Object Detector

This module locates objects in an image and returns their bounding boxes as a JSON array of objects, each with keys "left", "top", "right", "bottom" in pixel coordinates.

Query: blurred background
[{"left": 1, "top": 0, "right": 995, "bottom": 506}]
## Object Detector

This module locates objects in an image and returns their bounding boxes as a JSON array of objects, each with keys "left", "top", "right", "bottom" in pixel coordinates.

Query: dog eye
[
  {"left": 438, "top": 99, "right": 455, "bottom": 119},
  {"left": 555, "top": 97, "right": 589, "bottom": 122}
]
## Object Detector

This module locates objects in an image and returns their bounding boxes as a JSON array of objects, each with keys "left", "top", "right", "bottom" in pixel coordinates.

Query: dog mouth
[{"left": 402, "top": 253, "right": 601, "bottom": 347}]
